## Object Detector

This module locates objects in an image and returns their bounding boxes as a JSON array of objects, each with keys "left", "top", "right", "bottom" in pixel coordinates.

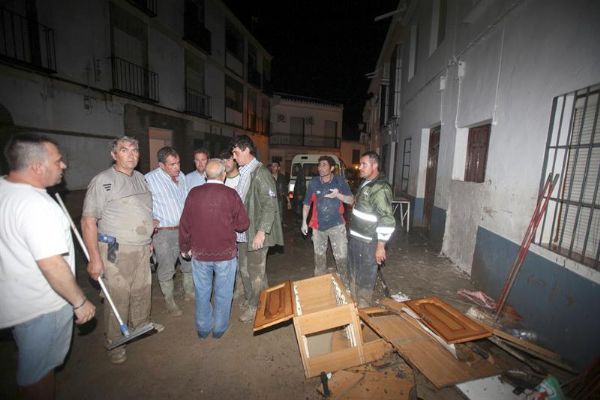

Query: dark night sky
[{"left": 222, "top": 1, "right": 398, "bottom": 140}]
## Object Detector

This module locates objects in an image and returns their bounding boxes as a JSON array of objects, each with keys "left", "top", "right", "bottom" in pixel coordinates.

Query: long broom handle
[
  {"left": 494, "top": 173, "right": 559, "bottom": 320},
  {"left": 495, "top": 174, "right": 553, "bottom": 306},
  {"left": 55, "top": 193, "right": 131, "bottom": 337}
]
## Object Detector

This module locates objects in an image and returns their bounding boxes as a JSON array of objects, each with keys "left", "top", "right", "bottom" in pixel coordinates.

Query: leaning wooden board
[
  {"left": 359, "top": 308, "right": 500, "bottom": 388},
  {"left": 404, "top": 297, "right": 491, "bottom": 343}
]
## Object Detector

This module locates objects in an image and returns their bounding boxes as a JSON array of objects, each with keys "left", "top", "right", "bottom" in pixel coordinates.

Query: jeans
[
  {"left": 348, "top": 237, "right": 377, "bottom": 307},
  {"left": 312, "top": 224, "right": 349, "bottom": 285},
  {"left": 192, "top": 257, "right": 237, "bottom": 335}
]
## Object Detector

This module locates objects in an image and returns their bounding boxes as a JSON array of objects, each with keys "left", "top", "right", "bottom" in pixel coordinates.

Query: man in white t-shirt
[
  {"left": 0, "top": 133, "right": 95, "bottom": 399},
  {"left": 221, "top": 149, "right": 240, "bottom": 189}
]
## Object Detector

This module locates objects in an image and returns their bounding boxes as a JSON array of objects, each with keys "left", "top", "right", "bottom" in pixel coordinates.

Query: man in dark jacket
[
  {"left": 231, "top": 135, "right": 284, "bottom": 323},
  {"left": 269, "top": 161, "right": 290, "bottom": 216},
  {"left": 179, "top": 159, "right": 249, "bottom": 338},
  {"left": 348, "top": 151, "right": 395, "bottom": 307}
]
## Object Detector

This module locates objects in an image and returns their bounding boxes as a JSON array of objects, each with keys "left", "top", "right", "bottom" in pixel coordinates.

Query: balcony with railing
[
  {"left": 128, "top": 0, "right": 157, "bottom": 17},
  {"left": 247, "top": 66, "right": 261, "bottom": 88},
  {"left": 185, "top": 88, "right": 211, "bottom": 118},
  {"left": 269, "top": 132, "right": 341, "bottom": 148},
  {"left": 111, "top": 56, "right": 159, "bottom": 102},
  {"left": 0, "top": 7, "right": 56, "bottom": 72}
]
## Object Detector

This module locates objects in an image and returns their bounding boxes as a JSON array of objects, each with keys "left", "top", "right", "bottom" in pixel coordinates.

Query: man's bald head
[{"left": 205, "top": 158, "right": 226, "bottom": 181}]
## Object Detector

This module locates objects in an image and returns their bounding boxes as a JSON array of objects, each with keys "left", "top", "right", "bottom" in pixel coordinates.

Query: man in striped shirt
[{"left": 145, "top": 146, "right": 193, "bottom": 317}]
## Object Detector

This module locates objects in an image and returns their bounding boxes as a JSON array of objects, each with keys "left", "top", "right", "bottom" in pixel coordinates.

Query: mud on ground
[{"left": 1, "top": 212, "right": 494, "bottom": 400}]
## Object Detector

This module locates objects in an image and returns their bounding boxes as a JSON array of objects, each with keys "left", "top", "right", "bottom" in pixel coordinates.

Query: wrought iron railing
[
  {"left": 269, "top": 132, "right": 341, "bottom": 148},
  {"left": 186, "top": 88, "right": 211, "bottom": 118},
  {"left": 128, "top": 0, "right": 157, "bottom": 17},
  {"left": 0, "top": 7, "right": 56, "bottom": 72},
  {"left": 111, "top": 56, "right": 159, "bottom": 102},
  {"left": 536, "top": 84, "right": 600, "bottom": 270}
]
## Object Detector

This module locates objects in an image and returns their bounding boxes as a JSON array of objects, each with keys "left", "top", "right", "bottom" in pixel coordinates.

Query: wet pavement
[{"left": 0, "top": 211, "right": 491, "bottom": 400}]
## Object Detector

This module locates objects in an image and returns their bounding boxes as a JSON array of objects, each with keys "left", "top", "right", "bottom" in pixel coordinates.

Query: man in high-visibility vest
[{"left": 348, "top": 151, "right": 395, "bottom": 307}]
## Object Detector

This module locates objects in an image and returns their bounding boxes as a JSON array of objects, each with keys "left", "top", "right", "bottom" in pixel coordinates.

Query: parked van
[{"left": 287, "top": 154, "right": 345, "bottom": 199}]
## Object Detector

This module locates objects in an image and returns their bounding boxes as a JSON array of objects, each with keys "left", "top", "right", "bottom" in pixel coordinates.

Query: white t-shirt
[
  {"left": 224, "top": 174, "right": 240, "bottom": 190},
  {"left": 0, "top": 177, "right": 75, "bottom": 328}
]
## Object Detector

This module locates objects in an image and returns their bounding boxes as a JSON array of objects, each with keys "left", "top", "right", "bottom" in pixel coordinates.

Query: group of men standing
[
  {"left": 0, "top": 133, "right": 284, "bottom": 398},
  {"left": 301, "top": 153, "right": 395, "bottom": 307},
  {"left": 0, "top": 131, "right": 394, "bottom": 399}
]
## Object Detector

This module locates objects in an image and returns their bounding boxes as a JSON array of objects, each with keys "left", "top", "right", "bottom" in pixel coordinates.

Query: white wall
[
  {"left": 271, "top": 98, "right": 343, "bottom": 138},
  {"left": 149, "top": 28, "right": 185, "bottom": 110},
  {"left": 386, "top": 0, "right": 600, "bottom": 271}
]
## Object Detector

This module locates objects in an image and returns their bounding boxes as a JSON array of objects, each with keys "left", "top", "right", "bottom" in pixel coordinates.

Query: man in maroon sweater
[{"left": 179, "top": 159, "right": 249, "bottom": 338}]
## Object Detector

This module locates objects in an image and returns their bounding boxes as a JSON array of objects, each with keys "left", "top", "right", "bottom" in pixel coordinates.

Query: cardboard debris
[{"left": 317, "top": 356, "right": 415, "bottom": 400}]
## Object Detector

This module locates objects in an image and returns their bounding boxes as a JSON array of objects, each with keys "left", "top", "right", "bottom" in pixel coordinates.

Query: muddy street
[{"left": 1, "top": 211, "right": 477, "bottom": 400}]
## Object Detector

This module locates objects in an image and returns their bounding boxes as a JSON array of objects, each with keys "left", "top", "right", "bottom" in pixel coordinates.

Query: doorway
[
  {"left": 423, "top": 126, "right": 440, "bottom": 228},
  {"left": 148, "top": 127, "right": 173, "bottom": 169}
]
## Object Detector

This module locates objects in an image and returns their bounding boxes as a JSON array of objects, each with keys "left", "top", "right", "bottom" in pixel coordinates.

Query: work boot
[
  {"left": 152, "top": 322, "right": 165, "bottom": 333},
  {"left": 239, "top": 305, "right": 257, "bottom": 323},
  {"left": 159, "top": 280, "right": 183, "bottom": 316},
  {"left": 108, "top": 347, "right": 127, "bottom": 364},
  {"left": 182, "top": 272, "right": 195, "bottom": 301}
]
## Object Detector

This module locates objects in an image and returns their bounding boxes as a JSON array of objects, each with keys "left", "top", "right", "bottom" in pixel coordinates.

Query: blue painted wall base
[
  {"left": 429, "top": 206, "right": 446, "bottom": 251},
  {"left": 471, "top": 226, "right": 600, "bottom": 369}
]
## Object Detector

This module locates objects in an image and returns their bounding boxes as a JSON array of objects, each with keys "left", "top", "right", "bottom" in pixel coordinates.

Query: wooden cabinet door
[
  {"left": 406, "top": 297, "right": 490, "bottom": 344},
  {"left": 253, "top": 281, "right": 294, "bottom": 332}
]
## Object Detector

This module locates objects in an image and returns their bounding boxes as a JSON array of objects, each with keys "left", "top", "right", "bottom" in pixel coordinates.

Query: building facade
[
  {"left": 0, "top": 0, "right": 272, "bottom": 207},
  {"left": 361, "top": 0, "right": 600, "bottom": 368},
  {"left": 269, "top": 92, "right": 343, "bottom": 174}
]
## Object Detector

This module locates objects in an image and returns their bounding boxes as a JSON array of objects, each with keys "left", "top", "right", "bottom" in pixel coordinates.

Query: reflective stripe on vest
[
  {"left": 349, "top": 229, "right": 373, "bottom": 241},
  {"left": 352, "top": 207, "right": 378, "bottom": 222}
]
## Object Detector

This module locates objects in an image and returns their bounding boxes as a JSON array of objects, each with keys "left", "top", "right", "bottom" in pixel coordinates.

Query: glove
[{"left": 301, "top": 221, "right": 308, "bottom": 236}]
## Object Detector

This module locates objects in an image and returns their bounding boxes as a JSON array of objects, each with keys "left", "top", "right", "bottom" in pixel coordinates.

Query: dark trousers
[{"left": 348, "top": 237, "right": 377, "bottom": 307}]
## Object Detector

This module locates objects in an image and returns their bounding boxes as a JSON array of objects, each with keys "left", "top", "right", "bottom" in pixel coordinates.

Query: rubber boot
[
  {"left": 182, "top": 272, "right": 195, "bottom": 301},
  {"left": 159, "top": 280, "right": 182, "bottom": 316}
]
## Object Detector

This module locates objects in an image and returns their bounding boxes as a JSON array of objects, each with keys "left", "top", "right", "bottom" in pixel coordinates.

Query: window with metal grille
[
  {"left": 324, "top": 120, "right": 337, "bottom": 137},
  {"left": 408, "top": 23, "right": 418, "bottom": 80},
  {"left": 290, "top": 117, "right": 304, "bottom": 136},
  {"left": 225, "top": 23, "right": 243, "bottom": 61},
  {"left": 429, "top": 0, "right": 447, "bottom": 54},
  {"left": 225, "top": 75, "right": 243, "bottom": 112},
  {"left": 401, "top": 137, "right": 411, "bottom": 193},
  {"left": 536, "top": 84, "right": 600, "bottom": 270},
  {"left": 464, "top": 124, "right": 491, "bottom": 183}
]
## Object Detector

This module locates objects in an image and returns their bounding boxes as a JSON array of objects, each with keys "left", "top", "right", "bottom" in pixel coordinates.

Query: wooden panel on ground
[
  {"left": 404, "top": 297, "right": 491, "bottom": 343},
  {"left": 359, "top": 307, "right": 500, "bottom": 388},
  {"left": 254, "top": 280, "right": 294, "bottom": 330}
]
